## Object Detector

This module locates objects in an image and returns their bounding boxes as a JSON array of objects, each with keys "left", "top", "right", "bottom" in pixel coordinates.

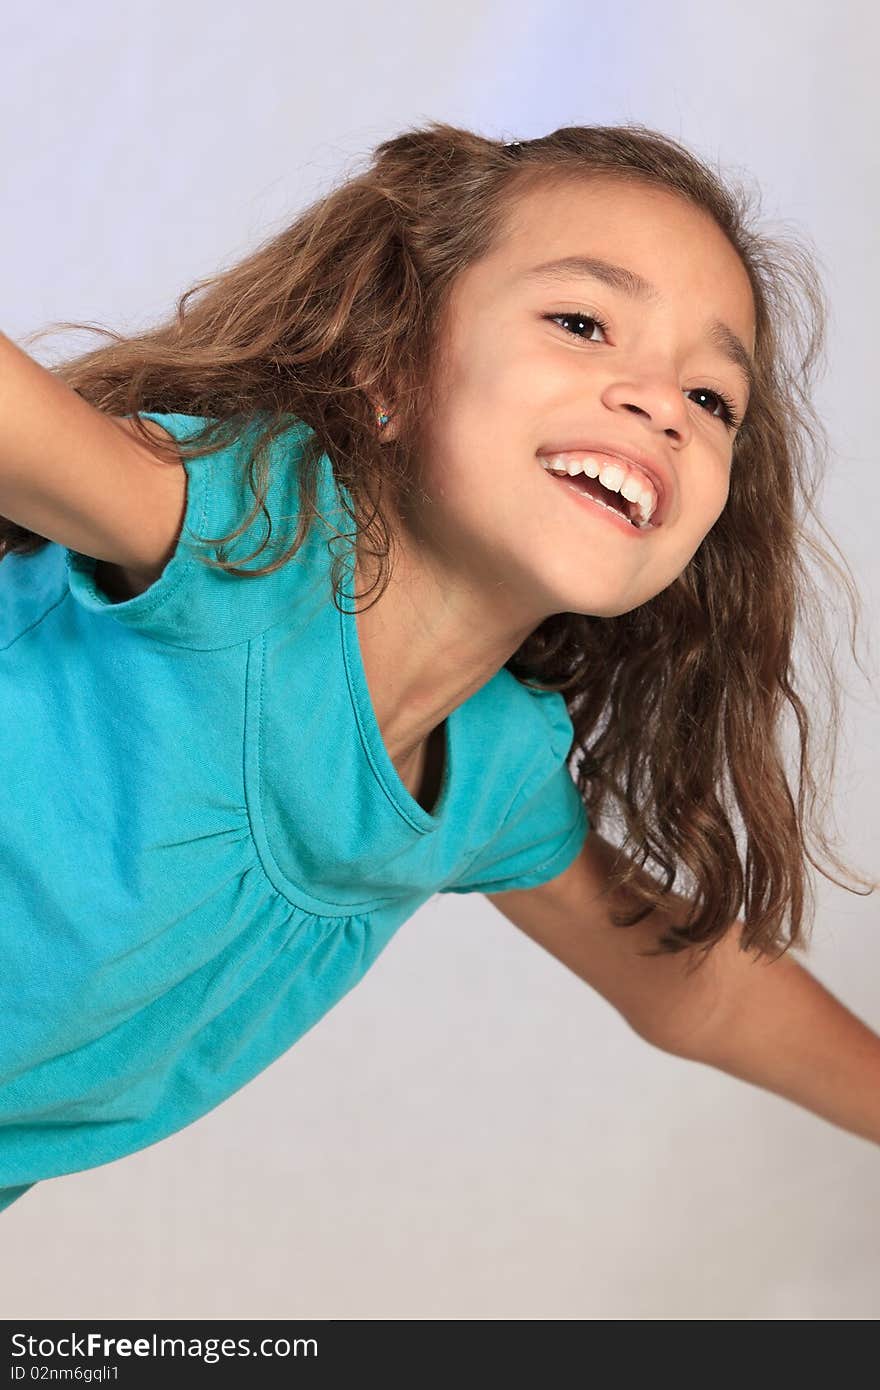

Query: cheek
[
  {"left": 419, "top": 452, "right": 530, "bottom": 556},
  {"left": 707, "top": 473, "right": 732, "bottom": 528},
  {"left": 687, "top": 461, "right": 731, "bottom": 529},
  {"left": 447, "top": 328, "right": 539, "bottom": 415},
  {"left": 666, "top": 478, "right": 730, "bottom": 574}
]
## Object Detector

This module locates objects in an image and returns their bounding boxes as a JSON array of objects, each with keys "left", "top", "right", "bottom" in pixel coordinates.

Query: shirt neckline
[{"left": 337, "top": 545, "right": 456, "bottom": 834}]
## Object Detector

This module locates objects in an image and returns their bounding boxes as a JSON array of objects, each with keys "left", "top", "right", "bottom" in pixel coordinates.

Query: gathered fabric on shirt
[{"left": 0, "top": 411, "right": 589, "bottom": 1210}]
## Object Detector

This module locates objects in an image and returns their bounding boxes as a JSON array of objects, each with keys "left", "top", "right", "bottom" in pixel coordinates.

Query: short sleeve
[
  {"left": 441, "top": 690, "right": 590, "bottom": 895},
  {"left": 64, "top": 411, "right": 333, "bottom": 650}
]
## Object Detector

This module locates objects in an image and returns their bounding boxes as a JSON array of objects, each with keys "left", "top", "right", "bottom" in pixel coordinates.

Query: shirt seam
[
  {"left": 444, "top": 793, "right": 588, "bottom": 895},
  {"left": 337, "top": 579, "right": 436, "bottom": 835},
  {"left": 63, "top": 445, "right": 220, "bottom": 649},
  {"left": 242, "top": 631, "right": 406, "bottom": 916},
  {"left": 0, "top": 586, "right": 70, "bottom": 652}
]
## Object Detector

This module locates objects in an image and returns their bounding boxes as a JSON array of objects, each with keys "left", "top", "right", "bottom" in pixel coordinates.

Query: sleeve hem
[
  {"left": 441, "top": 799, "right": 589, "bottom": 896},
  {"left": 64, "top": 439, "right": 212, "bottom": 641}
]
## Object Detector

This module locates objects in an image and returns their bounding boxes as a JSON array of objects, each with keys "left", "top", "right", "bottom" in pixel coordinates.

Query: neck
[{"left": 352, "top": 525, "right": 540, "bottom": 767}]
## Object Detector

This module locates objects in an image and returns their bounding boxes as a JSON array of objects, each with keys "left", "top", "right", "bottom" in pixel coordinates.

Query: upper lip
[{"left": 536, "top": 440, "right": 672, "bottom": 525}]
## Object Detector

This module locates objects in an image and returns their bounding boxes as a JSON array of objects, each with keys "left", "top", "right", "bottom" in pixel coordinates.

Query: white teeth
[
  {"left": 596, "top": 462, "right": 626, "bottom": 493},
  {"left": 620, "top": 474, "right": 645, "bottom": 504},
  {"left": 540, "top": 453, "right": 659, "bottom": 524}
]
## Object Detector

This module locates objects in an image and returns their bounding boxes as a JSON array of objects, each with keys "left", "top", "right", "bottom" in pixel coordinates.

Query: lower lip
[{"left": 539, "top": 465, "right": 657, "bottom": 537}]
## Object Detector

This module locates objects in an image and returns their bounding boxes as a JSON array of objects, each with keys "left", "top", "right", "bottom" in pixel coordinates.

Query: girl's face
[{"left": 401, "top": 176, "right": 756, "bottom": 625}]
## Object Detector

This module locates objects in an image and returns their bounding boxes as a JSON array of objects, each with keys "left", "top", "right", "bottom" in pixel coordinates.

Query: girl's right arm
[{"left": 0, "top": 330, "right": 187, "bottom": 581}]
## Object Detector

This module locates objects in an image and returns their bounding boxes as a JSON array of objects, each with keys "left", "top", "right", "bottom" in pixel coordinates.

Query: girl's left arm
[{"left": 486, "top": 830, "right": 880, "bottom": 1146}]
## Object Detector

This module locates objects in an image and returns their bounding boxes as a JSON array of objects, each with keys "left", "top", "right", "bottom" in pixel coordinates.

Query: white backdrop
[{"left": 1, "top": 0, "right": 878, "bottom": 1319}]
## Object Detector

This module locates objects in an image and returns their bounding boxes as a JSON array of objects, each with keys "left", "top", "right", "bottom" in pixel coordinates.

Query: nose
[{"left": 601, "top": 373, "right": 693, "bottom": 446}]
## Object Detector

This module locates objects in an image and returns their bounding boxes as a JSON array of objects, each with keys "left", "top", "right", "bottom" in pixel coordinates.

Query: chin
[{"left": 572, "top": 591, "right": 649, "bottom": 619}]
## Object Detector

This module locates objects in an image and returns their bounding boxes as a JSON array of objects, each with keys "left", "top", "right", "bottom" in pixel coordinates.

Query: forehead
[{"left": 475, "top": 175, "right": 756, "bottom": 337}]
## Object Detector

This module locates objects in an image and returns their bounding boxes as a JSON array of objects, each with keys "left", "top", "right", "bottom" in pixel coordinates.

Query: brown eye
[
  {"left": 545, "top": 311, "right": 611, "bottom": 342},
  {"left": 687, "top": 386, "right": 742, "bottom": 429},
  {"left": 546, "top": 311, "right": 743, "bottom": 432}
]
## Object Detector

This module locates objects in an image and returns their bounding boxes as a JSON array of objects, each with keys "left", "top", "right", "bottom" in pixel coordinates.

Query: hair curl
[{"left": 5, "top": 119, "right": 877, "bottom": 963}]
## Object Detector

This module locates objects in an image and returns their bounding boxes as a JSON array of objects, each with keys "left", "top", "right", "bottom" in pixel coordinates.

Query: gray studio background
[{"left": 1, "top": 0, "right": 878, "bottom": 1319}]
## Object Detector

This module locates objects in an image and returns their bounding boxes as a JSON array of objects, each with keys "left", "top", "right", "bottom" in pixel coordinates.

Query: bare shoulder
[
  {"left": 113, "top": 414, "right": 182, "bottom": 454},
  {"left": 0, "top": 330, "right": 190, "bottom": 577},
  {"left": 91, "top": 415, "right": 188, "bottom": 599}
]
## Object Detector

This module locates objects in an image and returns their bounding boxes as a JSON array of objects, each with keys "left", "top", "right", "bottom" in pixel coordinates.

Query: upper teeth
[{"left": 540, "top": 453, "right": 659, "bottom": 525}]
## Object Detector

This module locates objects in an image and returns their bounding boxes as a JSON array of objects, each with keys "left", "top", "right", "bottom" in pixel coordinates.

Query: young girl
[{"left": 1, "top": 121, "right": 877, "bottom": 1218}]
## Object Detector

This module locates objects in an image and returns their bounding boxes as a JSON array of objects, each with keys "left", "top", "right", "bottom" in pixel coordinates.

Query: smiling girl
[{"left": 0, "top": 121, "right": 877, "bottom": 1216}]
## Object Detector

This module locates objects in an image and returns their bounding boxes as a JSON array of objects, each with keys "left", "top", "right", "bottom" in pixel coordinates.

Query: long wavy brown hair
[{"left": 5, "top": 120, "right": 877, "bottom": 963}]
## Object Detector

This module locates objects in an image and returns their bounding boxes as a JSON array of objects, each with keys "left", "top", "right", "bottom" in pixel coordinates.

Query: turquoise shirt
[{"left": 0, "top": 412, "right": 588, "bottom": 1213}]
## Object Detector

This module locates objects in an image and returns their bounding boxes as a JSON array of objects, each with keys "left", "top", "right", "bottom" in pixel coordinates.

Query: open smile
[{"left": 540, "top": 465, "right": 657, "bottom": 538}]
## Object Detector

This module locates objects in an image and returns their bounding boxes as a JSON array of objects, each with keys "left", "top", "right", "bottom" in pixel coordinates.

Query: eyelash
[{"left": 545, "top": 310, "right": 744, "bottom": 431}]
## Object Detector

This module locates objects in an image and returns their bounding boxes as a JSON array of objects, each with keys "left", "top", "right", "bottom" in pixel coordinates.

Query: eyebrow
[{"left": 520, "top": 254, "right": 755, "bottom": 396}]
